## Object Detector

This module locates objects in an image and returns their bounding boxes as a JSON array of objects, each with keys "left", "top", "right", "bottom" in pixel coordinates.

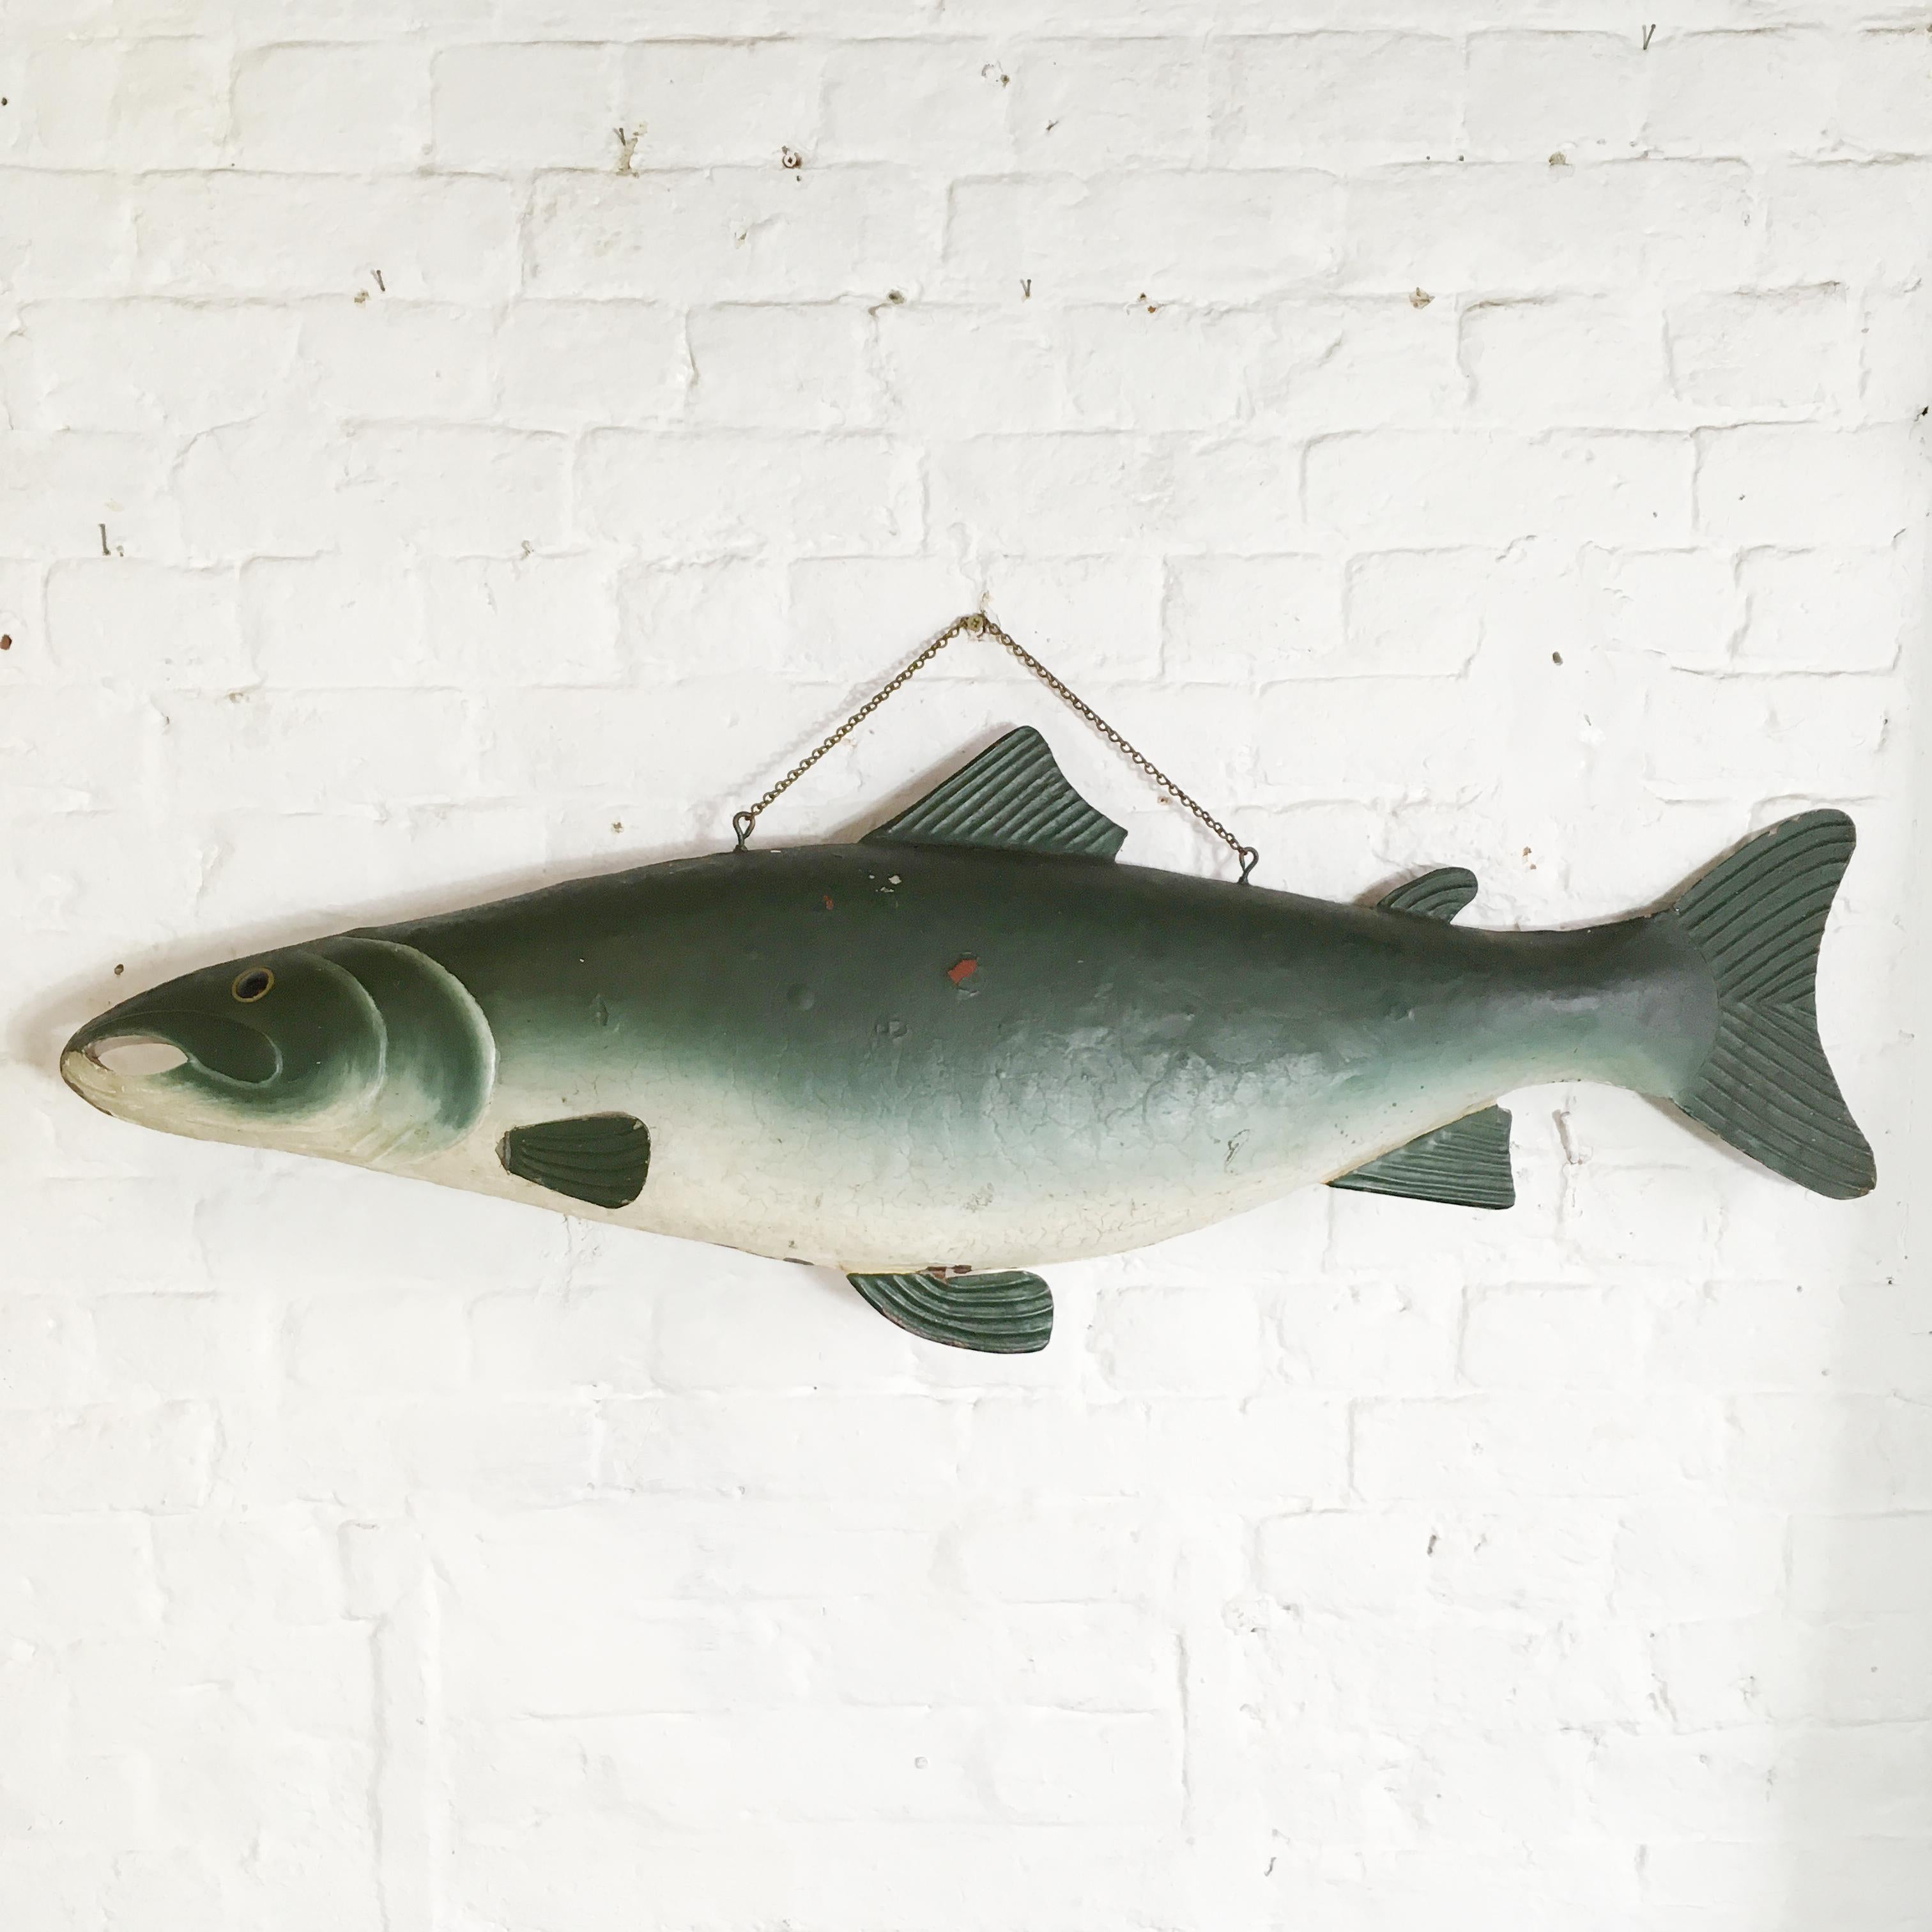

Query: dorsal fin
[
  {"left": 862, "top": 727, "right": 1126, "bottom": 860},
  {"left": 1379, "top": 866, "right": 1478, "bottom": 921}
]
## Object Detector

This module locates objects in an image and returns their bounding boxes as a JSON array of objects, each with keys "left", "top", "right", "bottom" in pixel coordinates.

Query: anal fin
[
  {"left": 1329, "top": 1107, "right": 1515, "bottom": 1210},
  {"left": 848, "top": 1269, "right": 1054, "bottom": 1354}
]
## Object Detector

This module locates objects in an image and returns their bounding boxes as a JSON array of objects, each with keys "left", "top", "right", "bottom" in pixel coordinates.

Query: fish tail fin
[{"left": 1667, "top": 809, "right": 1874, "bottom": 1199}]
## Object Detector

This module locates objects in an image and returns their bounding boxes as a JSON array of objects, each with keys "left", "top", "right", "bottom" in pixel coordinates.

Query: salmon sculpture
[{"left": 61, "top": 726, "right": 1873, "bottom": 1353}]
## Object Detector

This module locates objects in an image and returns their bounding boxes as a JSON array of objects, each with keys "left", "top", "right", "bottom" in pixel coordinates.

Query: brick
[
  {"left": 470, "top": 1289, "right": 654, "bottom": 1393},
  {"left": 1581, "top": 546, "right": 1740, "bottom": 668},
  {"left": 338, "top": 424, "right": 571, "bottom": 554},
  {"left": 1271, "top": 1276, "right": 1464, "bottom": 1395},
  {"left": 602, "top": 1394, "right": 969, "bottom": 1498},
  {"left": 985, "top": 1711, "right": 1177, "bottom": 1823},
  {"left": 1164, "top": 555, "right": 1341, "bottom": 680},
  {"left": 424, "top": 554, "right": 624, "bottom": 685},
  {"left": 1090, "top": 1284, "right": 1263, "bottom": 1394},
  {"left": 687, "top": 302, "right": 882, "bottom": 429},
  {"left": 1758, "top": 160, "right": 1932, "bottom": 287},
  {"left": 579, "top": 430, "right": 920, "bottom": 558},
  {"left": 1460, "top": 1286, "right": 1639, "bottom": 1389},
  {"left": 0, "top": 171, "right": 137, "bottom": 297},
  {"left": 878, "top": 305, "right": 1066, "bottom": 436},
  {"left": 814, "top": 1598, "right": 1175, "bottom": 1713},
  {"left": 1697, "top": 425, "right": 1928, "bottom": 547},
  {"left": 1061, "top": 304, "right": 1255, "bottom": 432},
  {"left": 1341, "top": 551, "right": 1487, "bottom": 675},
  {"left": 930, "top": 434, "right": 1301, "bottom": 555},
  {"left": 135, "top": 173, "right": 520, "bottom": 299},
  {"left": 652, "top": 1272, "right": 917, "bottom": 1390},
  {"left": 1460, "top": 298, "right": 1670, "bottom": 425},
  {"left": 622, "top": 556, "right": 792, "bottom": 679},
  {"left": 296, "top": 299, "right": 497, "bottom": 420},
  {"left": 947, "top": 171, "right": 1340, "bottom": 303},
  {"left": 1837, "top": 29, "right": 1932, "bottom": 156},
  {"left": 1858, "top": 287, "right": 1932, "bottom": 422},
  {"left": 1727, "top": 1395, "right": 1932, "bottom": 1510},
  {"left": 0, "top": 433, "right": 175, "bottom": 560},
  {"left": 822, "top": 39, "right": 1015, "bottom": 165},
  {"left": 1648, "top": 30, "right": 1836, "bottom": 156},
  {"left": 1466, "top": 31, "right": 1645, "bottom": 160},
  {"left": 10, "top": 38, "right": 228, "bottom": 169},
  {"left": 0, "top": 1299, "right": 88, "bottom": 1406},
  {"left": 1343, "top": 161, "right": 1756, "bottom": 295},
  {"left": 240, "top": 553, "right": 426, "bottom": 686},
  {"left": 432, "top": 42, "right": 617, "bottom": 169},
  {"left": 0, "top": 1403, "right": 217, "bottom": 1512},
  {"left": 47, "top": 560, "right": 248, "bottom": 685},
  {"left": 1609, "top": 1505, "right": 1787, "bottom": 1618},
  {"left": 1735, "top": 546, "right": 1913, "bottom": 671},
  {"left": 948, "top": 1503, "right": 1172, "bottom": 1604},
  {"left": 1353, "top": 1393, "right": 1719, "bottom": 1501},
  {"left": 1216, "top": 34, "right": 1462, "bottom": 165},
  {"left": 979, "top": 555, "right": 1164, "bottom": 679},
  {"left": 1255, "top": 1509, "right": 1434, "bottom": 1613},
  {"left": 252, "top": 1394, "right": 596, "bottom": 1514},
  {"left": 1246, "top": 300, "right": 1463, "bottom": 433},
  {"left": 1011, "top": 39, "right": 1208, "bottom": 170},
  {"left": 1252, "top": 673, "right": 1483, "bottom": 801},
  {"left": 89, "top": 1293, "right": 273, "bottom": 1400},
  {"left": 1667, "top": 289, "right": 1856, "bottom": 414},
  {"left": 782, "top": 555, "right": 974, "bottom": 675},
  {"left": 1308, "top": 430, "right": 1694, "bottom": 547},
  {"left": 617, "top": 40, "right": 827, "bottom": 167},
  {"left": 496, "top": 300, "right": 689, "bottom": 425},
  {"left": 526, "top": 167, "right": 940, "bottom": 302},
  {"left": 3, "top": 300, "right": 299, "bottom": 434},
  {"left": 233, "top": 42, "right": 431, "bottom": 171},
  {"left": 286, "top": 1291, "right": 472, "bottom": 1393},
  {"left": 1791, "top": 1512, "right": 1932, "bottom": 1618},
  {"left": 158, "top": 689, "right": 486, "bottom": 811}
]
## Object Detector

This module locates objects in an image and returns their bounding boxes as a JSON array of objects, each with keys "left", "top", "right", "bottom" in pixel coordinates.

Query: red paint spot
[{"left": 947, "top": 957, "right": 979, "bottom": 985}]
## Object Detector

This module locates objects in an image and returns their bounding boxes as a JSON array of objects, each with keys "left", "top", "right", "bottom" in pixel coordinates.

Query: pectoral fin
[
  {"left": 848, "top": 1269, "right": 1054, "bottom": 1353},
  {"left": 498, "top": 1113, "right": 650, "bottom": 1209},
  {"left": 1328, "top": 1107, "right": 1515, "bottom": 1211}
]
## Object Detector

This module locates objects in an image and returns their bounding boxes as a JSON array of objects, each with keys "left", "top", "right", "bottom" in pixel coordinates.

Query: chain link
[{"left": 731, "top": 613, "right": 1260, "bottom": 883}]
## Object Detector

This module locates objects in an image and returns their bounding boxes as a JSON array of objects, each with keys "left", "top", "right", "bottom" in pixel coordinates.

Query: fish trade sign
[{"left": 61, "top": 727, "right": 1873, "bottom": 1354}]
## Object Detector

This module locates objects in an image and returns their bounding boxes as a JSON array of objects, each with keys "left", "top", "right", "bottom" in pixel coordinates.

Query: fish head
[{"left": 61, "top": 935, "right": 495, "bottom": 1165}]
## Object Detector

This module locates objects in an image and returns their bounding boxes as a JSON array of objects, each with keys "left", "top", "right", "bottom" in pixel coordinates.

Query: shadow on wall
[{"left": 1773, "top": 557, "right": 1930, "bottom": 1931}]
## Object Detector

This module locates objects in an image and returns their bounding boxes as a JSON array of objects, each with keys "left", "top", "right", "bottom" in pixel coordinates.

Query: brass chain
[{"left": 731, "top": 612, "right": 1260, "bottom": 883}]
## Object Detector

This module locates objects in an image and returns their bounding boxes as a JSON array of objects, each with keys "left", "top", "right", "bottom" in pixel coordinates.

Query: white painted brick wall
[{"left": 2, "top": 6, "right": 1927, "bottom": 1928}]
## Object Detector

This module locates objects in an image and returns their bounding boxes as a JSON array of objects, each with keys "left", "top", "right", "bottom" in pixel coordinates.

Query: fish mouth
[
  {"left": 61, "top": 1010, "right": 282, "bottom": 1102},
  {"left": 80, "top": 1036, "right": 190, "bottom": 1078}
]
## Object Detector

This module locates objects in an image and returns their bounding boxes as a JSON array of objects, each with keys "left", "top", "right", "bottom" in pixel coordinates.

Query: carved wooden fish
[{"left": 61, "top": 729, "right": 1873, "bottom": 1353}]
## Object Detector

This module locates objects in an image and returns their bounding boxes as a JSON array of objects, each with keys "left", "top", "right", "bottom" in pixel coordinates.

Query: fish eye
[{"left": 232, "top": 967, "right": 274, "bottom": 1004}]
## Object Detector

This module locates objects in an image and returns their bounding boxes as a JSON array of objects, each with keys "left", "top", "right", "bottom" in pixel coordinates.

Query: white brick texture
[{"left": 3, "top": 9, "right": 1928, "bottom": 1931}]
